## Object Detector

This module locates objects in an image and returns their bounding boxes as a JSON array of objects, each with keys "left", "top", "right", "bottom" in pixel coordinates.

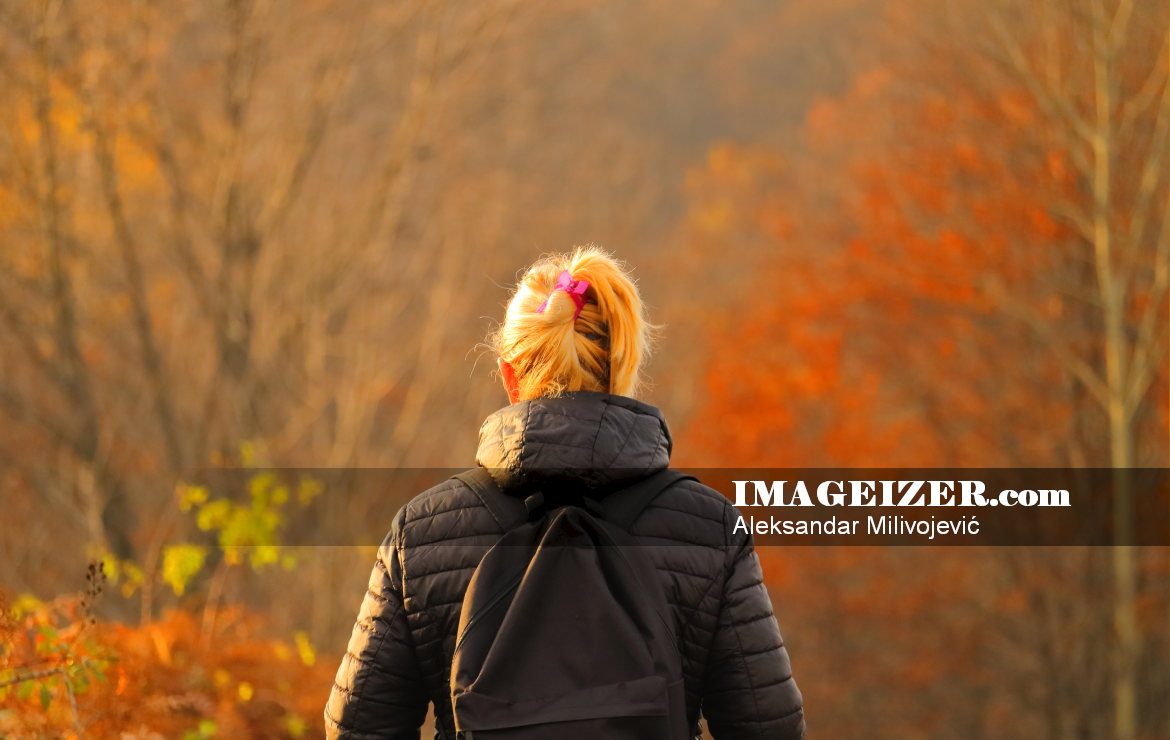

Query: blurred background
[{"left": 0, "top": 0, "right": 1168, "bottom": 737}]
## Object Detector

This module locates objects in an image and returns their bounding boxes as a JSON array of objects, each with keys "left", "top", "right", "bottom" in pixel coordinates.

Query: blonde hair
[{"left": 489, "top": 246, "right": 658, "bottom": 400}]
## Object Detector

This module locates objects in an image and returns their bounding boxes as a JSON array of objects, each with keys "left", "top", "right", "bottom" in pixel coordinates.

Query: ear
[{"left": 497, "top": 357, "right": 521, "bottom": 405}]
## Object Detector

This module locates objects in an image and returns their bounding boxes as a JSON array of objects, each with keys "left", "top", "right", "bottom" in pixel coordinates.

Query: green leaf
[
  {"left": 71, "top": 673, "right": 90, "bottom": 694},
  {"left": 39, "top": 684, "right": 51, "bottom": 711}
]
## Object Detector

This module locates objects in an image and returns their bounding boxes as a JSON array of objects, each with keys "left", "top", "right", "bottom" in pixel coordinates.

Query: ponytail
[{"left": 489, "top": 246, "right": 657, "bottom": 400}]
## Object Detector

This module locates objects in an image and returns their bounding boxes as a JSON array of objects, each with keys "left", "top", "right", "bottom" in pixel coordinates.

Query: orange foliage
[
  {"left": 1, "top": 590, "right": 332, "bottom": 740},
  {"left": 667, "top": 6, "right": 1170, "bottom": 738},
  {"left": 679, "top": 40, "right": 1081, "bottom": 468}
]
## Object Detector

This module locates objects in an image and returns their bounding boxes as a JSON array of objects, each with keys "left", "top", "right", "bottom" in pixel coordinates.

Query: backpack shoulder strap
[
  {"left": 452, "top": 467, "right": 528, "bottom": 530},
  {"left": 600, "top": 468, "right": 698, "bottom": 531}
]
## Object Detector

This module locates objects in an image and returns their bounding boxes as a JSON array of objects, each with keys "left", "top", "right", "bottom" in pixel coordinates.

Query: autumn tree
[{"left": 680, "top": 0, "right": 1169, "bottom": 737}]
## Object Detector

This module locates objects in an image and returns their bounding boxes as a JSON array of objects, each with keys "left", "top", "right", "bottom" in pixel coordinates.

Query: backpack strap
[
  {"left": 452, "top": 467, "right": 528, "bottom": 530},
  {"left": 599, "top": 468, "right": 698, "bottom": 531}
]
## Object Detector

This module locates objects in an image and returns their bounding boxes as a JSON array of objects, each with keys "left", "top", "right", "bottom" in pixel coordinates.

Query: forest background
[{"left": 1, "top": 0, "right": 1168, "bottom": 737}]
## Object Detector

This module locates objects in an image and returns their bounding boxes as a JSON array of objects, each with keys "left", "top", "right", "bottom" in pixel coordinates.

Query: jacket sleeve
[
  {"left": 325, "top": 508, "right": 429, "bottom": 739},
  {"left": 701, "top": 512, "right": 805, "bottom": 740}
]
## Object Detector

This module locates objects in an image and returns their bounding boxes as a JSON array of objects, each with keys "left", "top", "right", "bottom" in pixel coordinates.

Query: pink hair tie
[{"left": 536, "top": 269, "right": 591, "bottom": 319}]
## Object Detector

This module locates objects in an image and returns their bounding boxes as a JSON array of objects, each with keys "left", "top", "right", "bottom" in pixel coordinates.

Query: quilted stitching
[{"left": 326, "top": 392, "right": 804, "bottom": 740}]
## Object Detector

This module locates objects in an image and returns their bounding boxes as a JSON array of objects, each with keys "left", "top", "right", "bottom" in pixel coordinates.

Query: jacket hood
[{"left": 474, "top": 390, "right": 673, "bottom": 493}]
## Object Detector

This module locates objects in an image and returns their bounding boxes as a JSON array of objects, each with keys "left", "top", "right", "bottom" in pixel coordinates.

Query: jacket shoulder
[
  {"left": 391, "top": 475, "right": 500, "bottom": 551},
  {"left": 632, "top": 475, "right": 735, "bottom": 547}
]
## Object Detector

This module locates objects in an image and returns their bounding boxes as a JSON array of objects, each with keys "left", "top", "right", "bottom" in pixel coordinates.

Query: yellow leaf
[
  {"left": 178, "top": 484, "right": 210, "bottom": 512},
  {"left": 286, "top": 714, "right": 307, "bottom": 738},
  {"left": 294, "top": 631, "right": 316, "bottom": 666},
  {"left": 11, "top": 593, "right": 43, "bottom": 618},
  {"left": 161, "top": 544, "right": 206, "bottom": 596},
  {"left": 297, "top": 477, "right": 324, "bottom": 505}
]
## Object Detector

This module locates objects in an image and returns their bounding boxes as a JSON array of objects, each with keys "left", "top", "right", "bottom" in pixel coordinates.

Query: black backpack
[{"left": 448, "top": 467, "right": 697, "bottom": 740}]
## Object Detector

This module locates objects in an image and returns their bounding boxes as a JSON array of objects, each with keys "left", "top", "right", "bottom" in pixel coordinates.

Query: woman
[{"left": 325, "top": 247, "right": 805, "bottom": 739}]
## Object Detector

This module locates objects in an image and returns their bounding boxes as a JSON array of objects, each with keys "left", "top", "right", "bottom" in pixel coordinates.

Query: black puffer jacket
[{"left": 326, "top": 391, "right": 804, "bottom": 739}]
